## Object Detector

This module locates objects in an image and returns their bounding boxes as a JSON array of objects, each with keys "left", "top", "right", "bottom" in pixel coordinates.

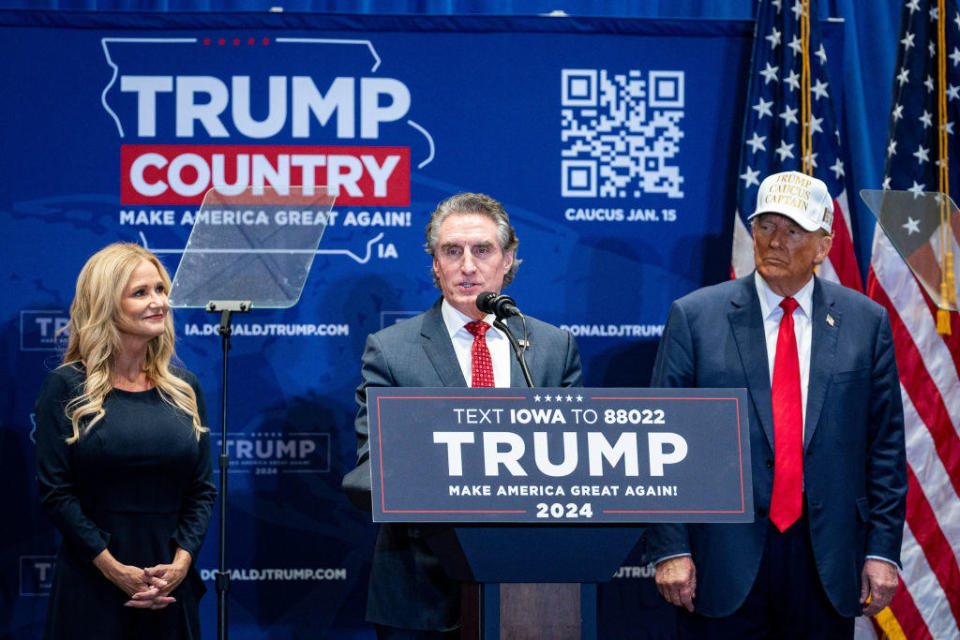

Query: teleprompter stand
[
  {"left": 206, "top": 300, "right": 249, "bottom": 640},
  {"left": 168, "top": 186, "right": 335, "bottom": 640}
]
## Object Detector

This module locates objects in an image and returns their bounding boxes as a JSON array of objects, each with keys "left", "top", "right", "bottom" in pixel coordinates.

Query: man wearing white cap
[{"left": 645, "top": 170, "right": 907, "bottom": 638}]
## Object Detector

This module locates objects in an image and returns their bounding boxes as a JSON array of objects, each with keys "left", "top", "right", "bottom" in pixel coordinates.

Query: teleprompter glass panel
[
  {"left": 860, "top": 189, "right": 959, "bottom": 311},
  {"left": 169, "top": 185, "right": 335, "bottom": 309}
]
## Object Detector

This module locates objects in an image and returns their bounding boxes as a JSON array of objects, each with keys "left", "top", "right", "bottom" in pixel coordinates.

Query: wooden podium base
[{"left": 463, "top": 583, "right": 596, "bottom": 640}]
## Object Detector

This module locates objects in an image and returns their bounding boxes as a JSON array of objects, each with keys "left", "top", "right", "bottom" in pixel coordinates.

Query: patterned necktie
[
  {"left": 770, "top": 297, "right": 803, "bottom": 532},
  {"left": 465, "top": 320, "right": 494, "bottom": 388}
]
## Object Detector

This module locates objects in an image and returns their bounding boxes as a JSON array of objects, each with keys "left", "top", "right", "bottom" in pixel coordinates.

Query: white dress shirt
[
  {"left": 441, "top": 298, "right": 511, "bottom": 388},
  {"left": 754, "top": 273, "right": 815, "bottom": 431}
]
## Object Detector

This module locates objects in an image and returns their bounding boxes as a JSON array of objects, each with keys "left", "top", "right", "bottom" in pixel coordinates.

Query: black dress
[{"left": 35, "top": 364, "right": 216, "bottom": 640}]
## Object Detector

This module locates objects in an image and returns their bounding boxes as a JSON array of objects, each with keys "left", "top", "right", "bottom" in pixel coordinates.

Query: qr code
[{"left": 561, "top": 69, "right": 685, "bottom": 199}]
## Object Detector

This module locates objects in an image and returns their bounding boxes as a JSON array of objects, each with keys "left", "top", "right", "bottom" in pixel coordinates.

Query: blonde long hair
[{"left": 62, "top": 243, "right": 205, "bottom": 443}]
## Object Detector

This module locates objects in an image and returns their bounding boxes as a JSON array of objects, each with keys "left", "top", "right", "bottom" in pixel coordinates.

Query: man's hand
[
  {"left": 655, "top": 556, "right": 697, "bottom": 612},
  {"left": 861, "top": 558, "right": 899, "bottom": 616}
]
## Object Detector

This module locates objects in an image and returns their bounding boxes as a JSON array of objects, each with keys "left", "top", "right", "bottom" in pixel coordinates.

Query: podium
[
  {"left": 424, "top": 525, "right": 644, "bottom": 639},
  {"left": 363, "top": 387, "right": 753, "bottom": 639}
]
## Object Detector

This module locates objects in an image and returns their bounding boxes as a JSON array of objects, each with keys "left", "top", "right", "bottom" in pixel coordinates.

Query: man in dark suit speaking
[
  {"left": 647, "top": 171, "right": 907, "bottom": 638},
  {"left": 342, "top": 192, "right": 582, "bottom": 639}
]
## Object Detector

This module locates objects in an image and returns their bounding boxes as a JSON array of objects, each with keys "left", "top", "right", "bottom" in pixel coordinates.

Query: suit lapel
[
  {"left": 804, "top": 278, "right": 838, "bottom": 449},
  {"left": 729, "top": 273, "right": 776, "bottom": 452},
  {"left": 420, "top": 299, "right": 467, "bottom": 387}
]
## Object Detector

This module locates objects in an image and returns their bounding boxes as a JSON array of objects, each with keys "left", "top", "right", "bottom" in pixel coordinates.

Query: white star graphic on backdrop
[
  {"left": 942, "top": 121, "right": 955, "bottom": 134},
  {"left": 901, "top": 31, "right": 916, "bottom": 50},
  {"left": 907, "top": 0, "right": 920, "bottom": 14},
  {"left": 784, "top": 69, "right": 801, "bottom": 91},
  {"left": 760, "top": 62, "right": 780, "bottom": 84},
  {"left": 741, "top": 166, "right": 761, "bottom": 187},
  {"left": 830, "top": 158, "right": 845, "bottom": 179},
  {"left": 913, "top": 145, "right": 930, "bottom": 164},
  {"left": 903, "top": 217, "right": 921, "bottom": 235},
  {"left": 908, "top": 181, "right": 926, "bottom": 198},
  {"left": 883, "top": 175, "right": 892, "bottom": 190},
  {"left": 930, "top": 7, "right": 939, "bottom": 21},
  {"left": 753, "top": 97, "right": 774, "bottom": 119},
  {"left": 776, "top": 140, "right": 795, "bottom": 161},
  {"left": 926, "top": 75, "right": 935, "bottom": 91},
  {"left": 920, "top": 110, "right": 933, "bottom": 128},
  {"left": 802, "top": 151, "right": 818, "bottom": 168},
  {"left": 948, "top": 84, "right": 960, "bottom": 100},
  {"left": 808, "top": 114, "right": 823, "bottom": 134},
  {"left": 780, "top": 105, "right": 799, "bottom": 126},
  {"left": 930, "top": 41, "right": 937, "bottom": 57},
  {"left": 812, "top": 78, "right": 830, "bottom": 99},
  {"left": 772, "top": 0, "right": 783, "bottom": 11},
  {"left": 746, "top": 132, "right": 767, "bottom": 153},
  {"left": 815, "top": 44, "right": 827, "bottom": 64},
  {"left": 955, "top": 10, "right": 960, "bottom": 29},
  {"left": 888, "top": 139, "right": 898, "bottom": 157},
  {"left": 788, "top": 34, "right": 803, "bottom": 56},
  {"left": 766, "top": 27, "right": 782, "bottom": 49},
  {"left": 897, "top": 67, "right": 911, "bottom": 86},
  {"left": 951, "top": 47, "right": 960, "bottom": 66},
  {"left": 892, "top": 104, "right": 904, "bottom": 121}
]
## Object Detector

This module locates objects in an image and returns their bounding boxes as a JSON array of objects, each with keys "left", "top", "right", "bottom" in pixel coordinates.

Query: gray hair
[{"left": 424, "top": 192, "right": 521, "bottom": 287}]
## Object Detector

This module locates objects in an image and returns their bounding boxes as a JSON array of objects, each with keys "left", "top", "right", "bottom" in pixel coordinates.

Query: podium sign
[{"left": 369, "top": 387, "right": 752, "bottom": 523}]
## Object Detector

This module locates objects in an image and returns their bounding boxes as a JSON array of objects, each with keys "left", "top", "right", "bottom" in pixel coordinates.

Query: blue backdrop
[{"left": 1, "top": 8, "right": 854, "bottom": 639}]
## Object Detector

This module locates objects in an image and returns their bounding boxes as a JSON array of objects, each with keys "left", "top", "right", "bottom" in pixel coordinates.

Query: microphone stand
[{"left": 492, "top": 317, "right": 533, "bottom": 388}]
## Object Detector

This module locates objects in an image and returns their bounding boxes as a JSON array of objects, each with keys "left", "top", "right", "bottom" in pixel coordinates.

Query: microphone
[{"left": 476, "top": 291, "right": 521, "bottom": 318}]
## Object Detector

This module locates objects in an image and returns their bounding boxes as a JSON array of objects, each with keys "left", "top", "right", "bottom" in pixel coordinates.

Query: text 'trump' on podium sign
[{"left": 368, "top": 387, "right": 753, "bottom": 523}]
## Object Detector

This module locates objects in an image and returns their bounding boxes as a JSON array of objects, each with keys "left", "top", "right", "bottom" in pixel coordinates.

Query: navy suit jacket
[
  {"left": 342, "top": 298, "right": 582, "bottom": 631},
  {"left": 645, "top": 273, "right": 906, "bottom": 618}
]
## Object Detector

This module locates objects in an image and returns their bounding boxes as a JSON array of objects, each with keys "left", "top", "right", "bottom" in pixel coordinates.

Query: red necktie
[
  {"left": 770, "top": 297, "right": 803, "bottom": 532},
  {"left": 465, "top": 320, "right": 494, "bottom": 388}
]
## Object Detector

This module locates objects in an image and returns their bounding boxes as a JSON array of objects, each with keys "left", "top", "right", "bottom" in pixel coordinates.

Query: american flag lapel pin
[
  {"left": 518, "top": 339, "right": 530, "bottom": 348},
  {"left": 826, "top": 314, "right": 835, "bottom": 327}
]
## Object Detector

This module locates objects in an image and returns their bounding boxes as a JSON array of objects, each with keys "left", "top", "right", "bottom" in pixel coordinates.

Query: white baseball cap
[{"left": 748, "top": 170, "right": 834, "bottom": 233}]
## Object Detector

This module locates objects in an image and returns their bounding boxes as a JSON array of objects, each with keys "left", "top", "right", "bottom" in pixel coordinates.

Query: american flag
[
  {"left": 868, "top": 1, "right": 960, "bottom": 638},
  {"left": 731, "top": 0, "right": 862, "bottom": 290}
]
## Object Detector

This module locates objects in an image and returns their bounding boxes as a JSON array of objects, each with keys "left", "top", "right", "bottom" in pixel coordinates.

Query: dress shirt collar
[
  {"left": 441, "top": 298, "right": 501, "bottom": 340},
  {"left": 754, "top": 272, "right": 814, "bottom": 321}
]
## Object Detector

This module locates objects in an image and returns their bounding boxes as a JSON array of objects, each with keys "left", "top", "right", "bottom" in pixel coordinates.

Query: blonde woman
[{"left": 35, "top": 243, "right": 215, "bottom": 639}]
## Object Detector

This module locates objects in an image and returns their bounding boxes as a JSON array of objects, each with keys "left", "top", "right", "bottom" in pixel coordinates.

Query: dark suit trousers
[{"left": 677, "top": 510, "right": 855, "bottom": 640}]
